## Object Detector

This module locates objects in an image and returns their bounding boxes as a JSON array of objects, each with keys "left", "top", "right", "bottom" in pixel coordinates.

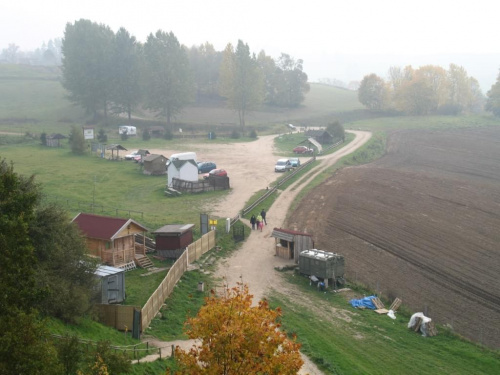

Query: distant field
[{"left": 0, "top": 64, "right": 364, "bottom": 136}]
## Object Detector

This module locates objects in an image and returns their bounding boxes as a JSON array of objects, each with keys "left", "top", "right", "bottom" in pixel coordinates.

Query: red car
[
  {"left": 293, "top": 146, "right": 313, "bottom": 154},
  {"left": 203, "top": 168, "right": 227, "bottom": 179}
]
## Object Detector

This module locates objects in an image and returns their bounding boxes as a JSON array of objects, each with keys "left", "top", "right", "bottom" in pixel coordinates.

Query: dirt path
[{"left": 142, "top": 131, "right": 372, "bottom": 374}]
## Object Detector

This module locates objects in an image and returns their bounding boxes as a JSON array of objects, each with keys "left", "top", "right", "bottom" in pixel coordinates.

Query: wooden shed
[
  {"left": 143, "top": 154, "right": 167, "bottom": 175},
  {"left": 305, "top": 130, "right": 334, "bottom": 144},
  {"left": 271, "top": 228, "right": 314, "bottom": 262},
  {"left": 152, "top": 224, "right": 195, "bottom": 258},
  {"left": 72, "top": 213, "right": 149, "bottom": 267},
  {"left": 167, "top": 159, "right": 198, "bottom": 187},
  {"left": 95, "top": 265, "right": 125, "bottom": 304},
  {"left": 46, "top": 133, "right": 67, "bottom": 147},
  {"left": 147, "top": 126, "right": 165, "bottom": 138}
]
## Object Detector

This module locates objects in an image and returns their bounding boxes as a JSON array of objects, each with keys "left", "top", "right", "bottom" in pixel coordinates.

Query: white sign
[{"left": 83, "top": 127, "right": 94, "bottom": 140}]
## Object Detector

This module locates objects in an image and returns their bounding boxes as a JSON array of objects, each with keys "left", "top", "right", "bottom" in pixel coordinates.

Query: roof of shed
[
  {"left": 105, "top": 144, "right": 128, "bottom": 151},
  {"left": 72, "top": 212, "right": 148, "bottom": 240},
  {"left": 144, "top": 154, "right": 166, "bottom": 162},
  {"left": 271, "top": 227, "right": 312, "bottom": 242},
  {"left": 171, "top": 159, "right": 197, "bottom": 169},
  {"left": 152, "top": 224, "right": 195, "bottom": 235},
  {"left": 95, "top": 265, "right": 124, "bottom": 277}
]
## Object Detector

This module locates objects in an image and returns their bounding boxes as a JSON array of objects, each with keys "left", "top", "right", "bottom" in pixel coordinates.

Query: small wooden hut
[
  {"left": 152, "top": 224, "right": 194, "bottom": 258},
  {"left": 72, "top": 212, "right": 148, "bottom": 267},
  {"left": 271, "top": 228, "right": 314, "bottom": 262},
  {"left": 143, "top": 154, "right": 167, "bottom": 175},
  {"left": 305, "top": 130, "right": 334, "bottom": 144},
  {"left": 46, "top": 133, "right": 67, "bottom": 147}
]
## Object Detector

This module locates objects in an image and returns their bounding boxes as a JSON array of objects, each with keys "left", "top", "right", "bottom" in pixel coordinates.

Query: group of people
[{"left": 250, "top": 209, "right": 267, "bottom": 231}]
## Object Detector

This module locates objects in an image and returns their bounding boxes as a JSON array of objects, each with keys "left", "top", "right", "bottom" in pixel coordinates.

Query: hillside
[{"left": 0, "top": 64, "right": 364, "bottom": 134}]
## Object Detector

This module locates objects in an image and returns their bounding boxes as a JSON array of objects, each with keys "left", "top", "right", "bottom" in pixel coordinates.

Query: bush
[
  {"left": 142, "top": 129, "right": 151, "bottom": 141},
  {"left": 231, "top": 129, "right": 240, "bottom": 139},
  {"left": 40, "top": 132, "right": 47, "bottom": 146},
  {"left": 97, "top": 129, "right": 107, "bottom": 143},
  {"left": 249, "top": 129, "right": 257, "bottom": 139}
]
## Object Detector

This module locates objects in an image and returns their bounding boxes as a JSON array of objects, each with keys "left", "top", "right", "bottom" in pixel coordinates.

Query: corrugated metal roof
[
  {"left": 72, "top": 213, "right": 148, "bottom": 240},
  {"left": 95, "top": 265, "right": 124, "bottom": 277}
]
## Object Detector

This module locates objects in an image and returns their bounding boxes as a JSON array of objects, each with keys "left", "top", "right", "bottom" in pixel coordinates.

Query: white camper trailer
[{"left": 118, "top": 125, "right": 137, "bottom": 136}]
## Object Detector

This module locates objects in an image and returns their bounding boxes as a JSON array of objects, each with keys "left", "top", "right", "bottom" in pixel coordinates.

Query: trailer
[
  {"left": 118, "top": 125, "right": 137, "bottom": 136},
  {"left": 299, "top": 249, "right": 345, "bottom": 288}
]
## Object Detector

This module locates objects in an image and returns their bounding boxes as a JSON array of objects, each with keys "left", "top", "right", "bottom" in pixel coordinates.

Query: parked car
[
  {"left": 125, "top": 151, "right": 140, "bottom": 160},
  {"left": 275, "top": 159, "right": 292, "bottom": 172},
  {"left": 293, "top": 145, "right": 313, "bottom": 154},
  {"left": 203, "top": 168, "right": 227, "bottom": 179},
  {"left": 290, "top": 157, "right": 300, "bottom": 167},
  {"left": 197, "top": 161, "right": 217, "bottom": 174}
]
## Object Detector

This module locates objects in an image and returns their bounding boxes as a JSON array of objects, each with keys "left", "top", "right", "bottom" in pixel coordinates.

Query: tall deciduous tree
[
  {"left": 447, "top": 63, "right": 473, "bottom": 113},
  {"left": 219, "top": 40, "right": 264, "bottom": 129},
  {"left": 173, "top": 284, "right": 303, "bottom": 374},
  {"left": 274, "top": 53, "right": 310, "bottom": 107},
  {"left": 188, "top": 42, "right": 222, "bottom": 102},
  {"left": 358, "top": 73, "right": 388, "bottom": 110},
  {"left": 62, "top": 19, "right": 115, "bottom": 120},
  {"left": 143, "top": 30, "right": 193, "bottom": 128},
  {"left": 486, "top": 69, "right": 500, "bottom": 116},
  {"left": 110, "top": 28, "right": 142, "bottom": 121}
]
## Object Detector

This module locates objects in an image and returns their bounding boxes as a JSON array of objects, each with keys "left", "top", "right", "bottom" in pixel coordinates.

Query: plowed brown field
[{"left": 287, "top": 126, "right": 500, "bottom": 348}]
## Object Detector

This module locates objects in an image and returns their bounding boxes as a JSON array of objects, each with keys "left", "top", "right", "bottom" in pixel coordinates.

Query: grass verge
[{"left": 269, "top": 272, "right": 500, "bottom": 375}]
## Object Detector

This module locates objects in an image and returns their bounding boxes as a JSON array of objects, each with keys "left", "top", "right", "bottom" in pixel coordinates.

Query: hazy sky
[{"left": 1, "top": 0, "right": 499, "bottom": 89}]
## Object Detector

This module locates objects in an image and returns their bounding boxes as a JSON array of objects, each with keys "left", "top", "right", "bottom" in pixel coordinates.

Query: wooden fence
[{"left": 141, "top": 230, "right": 216, "bottom": 331}]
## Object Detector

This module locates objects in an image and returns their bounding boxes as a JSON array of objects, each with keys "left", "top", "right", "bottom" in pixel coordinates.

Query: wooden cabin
[
  {"left": 72, "top": 213, "right": 148, "bottom": 267},
  {"left": 304, "top": 130, "right": 334, "bottom": 144},
  {"left": 152, "top": 224, "right": 195, "bottom": 258},
  {"left": 271, "top": 228, "right": 314, "bottom": 262},
  {"left": 143, "top": 154, "right": 167, "bottom": 175}
]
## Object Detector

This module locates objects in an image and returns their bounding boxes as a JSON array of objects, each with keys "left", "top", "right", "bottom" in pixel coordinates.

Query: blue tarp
[{"left": 349, "top": 295, "right": 377, "bottom": 309}]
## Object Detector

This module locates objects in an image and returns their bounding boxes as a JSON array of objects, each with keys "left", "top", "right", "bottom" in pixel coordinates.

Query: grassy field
[
  {"left": 270, "top": 272, "right": 500, "bottom": 375},
  {"left": 2, "top": 64, "right": 500, "bottom": 374}
]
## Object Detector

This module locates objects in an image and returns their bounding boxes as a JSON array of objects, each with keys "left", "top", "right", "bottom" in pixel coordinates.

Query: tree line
[
  {"left": 357, "top": 64, "right": 485, "bottom": 115},
  {"left": 62, "top": 19, "right": 310, "bottom": 129}
]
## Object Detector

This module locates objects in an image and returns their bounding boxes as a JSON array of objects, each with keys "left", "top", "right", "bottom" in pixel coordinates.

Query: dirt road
[{"left": 144, "top": 130, "right": 372, "bottom": 373}]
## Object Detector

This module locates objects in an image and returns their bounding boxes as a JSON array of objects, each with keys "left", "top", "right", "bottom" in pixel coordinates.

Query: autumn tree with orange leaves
[{"left": 169, "top": 284, "right": 304, "bottom": 375}]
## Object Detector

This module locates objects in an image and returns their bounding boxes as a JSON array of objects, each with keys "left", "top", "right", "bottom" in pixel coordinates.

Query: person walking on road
[
  {"left": 256, "top": 213, "right": 263, "bottom": 231},
  {"left": 250, "top": 214, "right": 256, "bottom": 230},
  {"left": 260, "top": 209, "right": 267, "bottom": 225}
]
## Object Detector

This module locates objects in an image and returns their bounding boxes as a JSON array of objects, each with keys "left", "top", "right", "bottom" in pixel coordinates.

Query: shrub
[
  {"left": 249, "top": 129, "right": 258, "bottom": 139},
  {"left": 231, "top": 129, "right": 240, "bottom": 139}
]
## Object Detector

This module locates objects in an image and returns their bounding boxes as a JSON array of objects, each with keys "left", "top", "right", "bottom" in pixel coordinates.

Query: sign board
[{"left": 83, "top": 126, "right": 95, "bottom": 140}]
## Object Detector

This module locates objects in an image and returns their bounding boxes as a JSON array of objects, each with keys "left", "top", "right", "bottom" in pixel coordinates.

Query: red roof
[{"left": 72, "top": 213, "right": 147, "bottom": 240}]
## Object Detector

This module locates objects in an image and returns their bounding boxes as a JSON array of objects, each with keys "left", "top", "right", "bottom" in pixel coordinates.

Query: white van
[
  {"left": 118, "top": 125, "right": 137, "bottom": 136},
  {"left": 275, "top": 158, "right": 292, "bottom": 172},
  {"left": 166, "top": 152, "right": 197, "bottom": 166}
]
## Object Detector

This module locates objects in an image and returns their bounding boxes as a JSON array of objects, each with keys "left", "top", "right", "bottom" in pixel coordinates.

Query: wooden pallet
[
  {"left": 371, "top": 297, "right": 385, "bottom": 309},
  {"left": 116, "top": 261, "right": 136, "bottom": 271},
  {"left": 389, "top": 297, "right": 402, "bottom": 312}
]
